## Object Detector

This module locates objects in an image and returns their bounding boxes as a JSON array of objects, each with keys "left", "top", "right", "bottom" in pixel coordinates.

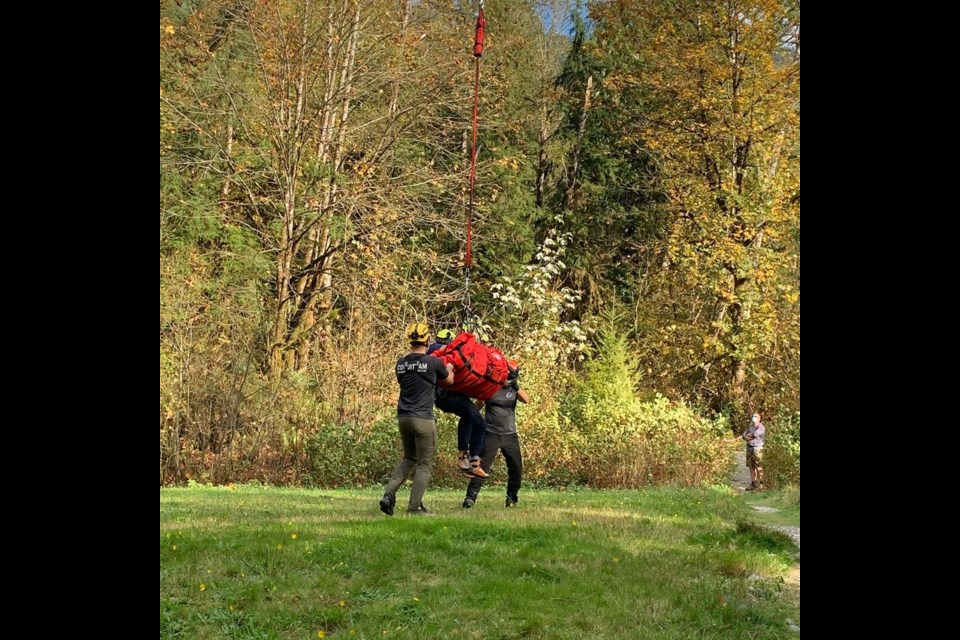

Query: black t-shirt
[
  {"left": 396, "top": 353, "right": 449, "bottom": 418},
  {"left": 484, "top": 386, "right": 518, "bottom": 435}
]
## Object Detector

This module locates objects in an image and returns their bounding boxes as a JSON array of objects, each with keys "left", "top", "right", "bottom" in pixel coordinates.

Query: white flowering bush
[{"left": 489, "top": 226, "right": 587, "bottom": 365}]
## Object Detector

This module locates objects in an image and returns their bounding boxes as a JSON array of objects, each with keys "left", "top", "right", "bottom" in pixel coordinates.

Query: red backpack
[{"left": 432, "top": 332, "right": 511, "bottom": 401}]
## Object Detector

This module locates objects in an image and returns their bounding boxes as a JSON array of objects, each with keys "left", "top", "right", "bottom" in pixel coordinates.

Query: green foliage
[
  {"left": 578, "top": 316, "right": 641, "bottom": 405},
  {"left": 548, "top": 0, "right": 801, "bottom": 413},
  {"left": 764, "top": 411, "right": 801, "bottom": 487},
  {"left": 488, "top": 227, "right": 588, "bottom": 366},
  {"left": 562, "top": 393, "right": 736, "bottom": 488},
  {"left": 306, "top": 419, "right": 399, "bottom": 488},
  {"left": 160, "top": 0, "right": 799, "bottom": 486},
  {"left": 552, "top": 321, "right": 737, "bottom": 487}
]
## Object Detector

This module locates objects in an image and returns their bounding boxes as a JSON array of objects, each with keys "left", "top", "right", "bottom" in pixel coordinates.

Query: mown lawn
[{"left": 160, "top": 485, "right": 799, "bottom": 639}]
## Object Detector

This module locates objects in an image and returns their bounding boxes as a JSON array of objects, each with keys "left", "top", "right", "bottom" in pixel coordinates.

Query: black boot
[{"left": 379, "top": 493, "right": 396, "bottom": 516}]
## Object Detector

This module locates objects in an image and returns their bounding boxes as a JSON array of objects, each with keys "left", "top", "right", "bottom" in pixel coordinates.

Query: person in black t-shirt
[
  {"left": 462, "top": 366, "right": 529, "bottom": 509},
  {"left": 379, "top": 323, "right": 454, "bottom": 516}
]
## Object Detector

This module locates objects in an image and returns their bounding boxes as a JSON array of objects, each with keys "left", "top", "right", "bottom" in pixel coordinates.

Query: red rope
[
  {"left": 466, "top": 60, "right": 479, "bottom": 268},
  {"left": 466, "top": 5, "right": 485, "bottom": 271}
]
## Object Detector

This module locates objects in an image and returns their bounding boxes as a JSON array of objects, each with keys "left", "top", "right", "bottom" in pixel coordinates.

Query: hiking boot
[
  {"left": 462, "top": 497, "right": 475, "bottom": 509},
  {"left": 505, "top": 497, "right": 517, "bottom": 508},
  {"left": 379, "top": 493, "right": 396, "bottom": 516},
  {"left": 457, "top": 450, "right": 472, "bottom": 472},
  {"left": 468, "top": 456, "right": 489, "bottom": 479},
  {"left": 406, "top": 508, "right": 437, "bottom": 517},
  {"left": 417, "top": 502, "right": 431, "bottom": 514}
]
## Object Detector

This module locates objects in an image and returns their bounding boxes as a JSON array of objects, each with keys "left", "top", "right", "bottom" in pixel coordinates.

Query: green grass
[
  {"left": 160, "top": 485, "right": 799, "bottom": 639},
  {"left": 743, "top": 488, "right": 801, "bottom": 528}
]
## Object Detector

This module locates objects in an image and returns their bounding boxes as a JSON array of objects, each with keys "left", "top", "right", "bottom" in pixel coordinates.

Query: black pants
[
  {"left": 466, "top": 431, "right": 522, "bottom": 503},
  {"left": 435, "top": 391, "right": 486, "bottom": 456}
]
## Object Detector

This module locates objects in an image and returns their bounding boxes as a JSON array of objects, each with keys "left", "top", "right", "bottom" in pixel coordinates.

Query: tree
[{"left": 587, "top": 0, "right": 800, "bottom": 413}]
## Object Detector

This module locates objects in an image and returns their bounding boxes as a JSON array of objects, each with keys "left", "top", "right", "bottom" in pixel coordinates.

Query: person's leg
[
  {"left": 746, "top": 448, "right": 758, "bottom": 489},
  {"left": 455, "top": 412, "right": 473, "bottom": 470},
  {"left": 501, "top": 433, "right": 523, "bottom": 505},
  {"left": 457, "top": 412, "right": 473, "bottom": 451},
  {"left": 464, "top": 431, "right": 499, "bottom": 506},
  {"left": 447, "top": 394, "right": 489, "bottom": 478},
  {"left": 381, "top": 418, "right": 417, "bottom": 515},
  {"left": 384, "top": 418, "right": 418, "bottom": 495},
  {"left": 466, "top": 401, "right": 487, "bottom": 458},
  {"left": 407, "top": 418, "right": 437, "bottom": 512},
  {"left": 441, "top": 394, "right": 473, "bottom": 472},
  {"left": 753, "top": 447, "right": 764, "bottom": 490},
  {"left": 442, "top": 393, "right": 472, "bottom": 450}
]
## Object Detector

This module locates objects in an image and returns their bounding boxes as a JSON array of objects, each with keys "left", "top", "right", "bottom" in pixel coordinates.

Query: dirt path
[{"left": 731, "top": 448, "right": 800, "bottom": 631}]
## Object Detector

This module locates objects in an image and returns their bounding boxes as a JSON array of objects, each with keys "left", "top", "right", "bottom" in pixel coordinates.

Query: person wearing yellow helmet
[
  {"left": 379, "top": 322, "right": 455, "bottom": 517},
  {"left": 434, "top": 328, "right": 457, "bottom": 344},
  {"left": 426, "top": 329, "right": 490, "bottom": 480}
]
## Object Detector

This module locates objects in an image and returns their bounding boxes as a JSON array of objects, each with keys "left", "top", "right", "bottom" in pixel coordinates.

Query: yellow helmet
[
  {"left": 436, "top": 328, "right": 456, "bottom": 342},
  {"left": 405, "top": 322, "right": 431, "bottom": 345}
]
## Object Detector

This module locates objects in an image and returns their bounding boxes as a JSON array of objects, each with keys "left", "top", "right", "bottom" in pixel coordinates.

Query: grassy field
[
  {"left": 743, "top": 488, "right": 801, "bottom": 529},
  {"left": 160, "top": 485, "right": 800, "bottom": 639}
]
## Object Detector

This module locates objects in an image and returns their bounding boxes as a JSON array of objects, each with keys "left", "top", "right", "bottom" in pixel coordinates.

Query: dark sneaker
[
  {"left": 417, "top": 503, "right": 431, "bottom": 514},
  {"left": 406, "top": 508, "right": 436, "bottom": 517},
  {"left": 462, "top": 497, "right": 475, "bottom": 509},
  {"left": 379, "top": 493, "right": 395, "bottom": 516},
  {"left": 505, "top": 497, "right": 517, "bottom": 508}
]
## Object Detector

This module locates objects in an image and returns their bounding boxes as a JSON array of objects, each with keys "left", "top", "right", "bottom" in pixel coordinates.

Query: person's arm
[
  {"left": 517, "top": 388, "right": 530, "bottom": 404},
  {"left": 435, "top": 357, "right": 454, "bottom": 385},
  {"left": 441, "top": 363, "right": 455, "bottom": 385}
]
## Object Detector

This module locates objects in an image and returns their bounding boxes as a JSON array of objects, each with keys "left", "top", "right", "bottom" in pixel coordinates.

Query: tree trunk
[{"left": 565, "top": 74, "right": 592, "bottom": 207}]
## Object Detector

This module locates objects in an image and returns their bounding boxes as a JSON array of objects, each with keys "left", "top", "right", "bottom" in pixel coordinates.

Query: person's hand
[{"left": 507, "top": 366, "right": 520, "bottom": 389}]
